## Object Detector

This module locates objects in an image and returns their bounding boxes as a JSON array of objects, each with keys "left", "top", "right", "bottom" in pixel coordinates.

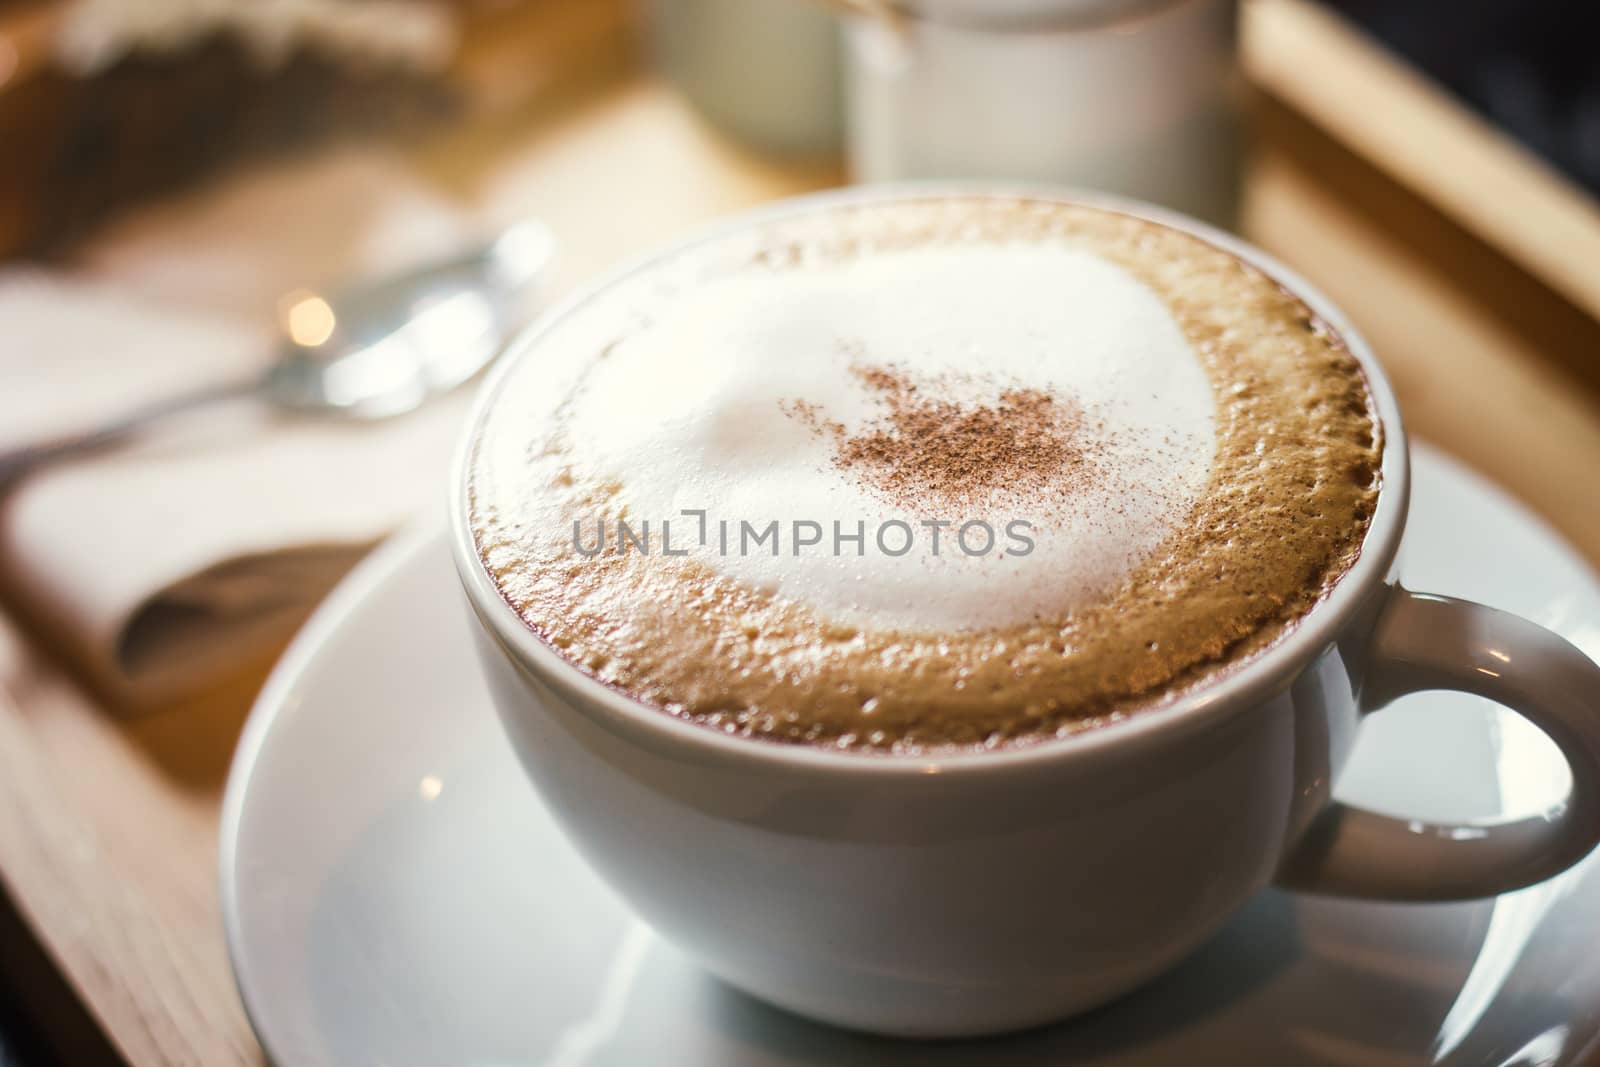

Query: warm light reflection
[
  {"left": 1486, "top": 648, "right": 1511, "bottom": 663},
  {"left": 0, "top": 39, "right": 17, "bottom": 89},
  {"left": 281, "top": 290, "right": 337, "bottom": 347},
  {"left": 418, "top": 775, "right": 443, "bottom": 801}
]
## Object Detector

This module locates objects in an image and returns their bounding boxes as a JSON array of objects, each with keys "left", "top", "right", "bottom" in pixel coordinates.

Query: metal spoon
[{"left": 0, "top": 220, "right": 555, "bottom": 485}]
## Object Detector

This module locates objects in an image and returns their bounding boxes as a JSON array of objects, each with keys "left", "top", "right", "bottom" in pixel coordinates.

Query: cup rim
[{"left": 448, "top": 182, "right": 1409, "bottom": 778}]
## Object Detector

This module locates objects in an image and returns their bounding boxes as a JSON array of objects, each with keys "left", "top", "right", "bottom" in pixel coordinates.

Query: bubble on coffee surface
[{"left": 469, "top": 196, "right": 1382, "bottom": 753}]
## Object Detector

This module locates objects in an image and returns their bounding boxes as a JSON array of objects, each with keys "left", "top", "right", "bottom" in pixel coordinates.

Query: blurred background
[
  {"left": 1, "top": 0, "right": 1597, "bottom": 258},
  {"left": 2, "top": 1, "right": 1600, "bottom": 1064},
  {"left": 0, "top": 0, "right": 1593, "bottom": 255}
]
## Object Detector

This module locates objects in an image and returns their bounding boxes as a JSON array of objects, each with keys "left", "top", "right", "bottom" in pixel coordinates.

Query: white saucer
[{"left": 221, "top": 443, "right": 1600, "bottom": 1067}]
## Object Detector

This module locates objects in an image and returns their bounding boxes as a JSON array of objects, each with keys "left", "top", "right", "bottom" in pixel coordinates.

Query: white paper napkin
[{"left": 0, "top": 149, "right": 489, "bottom": 709}]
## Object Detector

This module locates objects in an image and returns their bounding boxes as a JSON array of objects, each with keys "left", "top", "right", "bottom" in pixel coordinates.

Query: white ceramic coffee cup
[{"left": 449, "top": 186, "right": 1600, "bottom": 1038}]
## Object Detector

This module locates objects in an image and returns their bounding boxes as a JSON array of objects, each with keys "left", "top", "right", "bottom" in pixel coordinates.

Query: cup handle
[{"left": 1276, "top": 585, "right": 1600, "bottom": 900}]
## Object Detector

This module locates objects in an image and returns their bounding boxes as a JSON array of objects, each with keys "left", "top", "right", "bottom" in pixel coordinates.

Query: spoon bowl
[
  {"left": 268, "top": 220, "right": 555, "bottom": 418},
  {"left": 0, "top": 220, "right": 555, "bottom": 484}
]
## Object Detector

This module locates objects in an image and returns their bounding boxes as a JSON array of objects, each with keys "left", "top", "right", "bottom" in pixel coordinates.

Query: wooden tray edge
[{"left": 1245, "top": 0, "right": 1600, "bottom": 326}]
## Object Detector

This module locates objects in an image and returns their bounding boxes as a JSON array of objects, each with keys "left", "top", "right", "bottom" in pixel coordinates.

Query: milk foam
[{"left": 559, "top": 241, "right": 1215, "bottom": 630}]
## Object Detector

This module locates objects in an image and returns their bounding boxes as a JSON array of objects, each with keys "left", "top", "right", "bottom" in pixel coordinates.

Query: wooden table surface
[{"left": 1, "top": 2, "right": 1599, "bottom": 1064}]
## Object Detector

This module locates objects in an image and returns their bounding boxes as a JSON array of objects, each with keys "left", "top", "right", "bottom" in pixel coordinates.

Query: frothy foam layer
[
  {"left": 469, "top": 195, "right": 1382, "bottom": 752},
  {"left": 561, "top": 241, "right": 1214, "bottom": 630}
]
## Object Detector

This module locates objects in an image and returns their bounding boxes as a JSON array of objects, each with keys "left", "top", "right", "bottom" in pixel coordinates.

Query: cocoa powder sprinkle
[{"left": 784, "top": 363, "right": 1085, "bottom": 508}]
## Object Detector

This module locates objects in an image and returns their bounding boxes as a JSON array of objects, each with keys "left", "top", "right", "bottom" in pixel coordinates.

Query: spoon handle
[{"left": 0, "top": 376, "right": 262, "bottom": 487}]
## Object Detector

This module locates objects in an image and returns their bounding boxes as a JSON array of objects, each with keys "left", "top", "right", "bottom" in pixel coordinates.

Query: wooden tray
[{"left": 2, "top": 1, "right": 1599, "bottom": 1063}]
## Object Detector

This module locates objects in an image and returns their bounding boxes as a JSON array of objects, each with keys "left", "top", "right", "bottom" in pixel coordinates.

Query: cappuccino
[{"left": 468, "top": 195, "right": 1381, "bottom": 752}]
